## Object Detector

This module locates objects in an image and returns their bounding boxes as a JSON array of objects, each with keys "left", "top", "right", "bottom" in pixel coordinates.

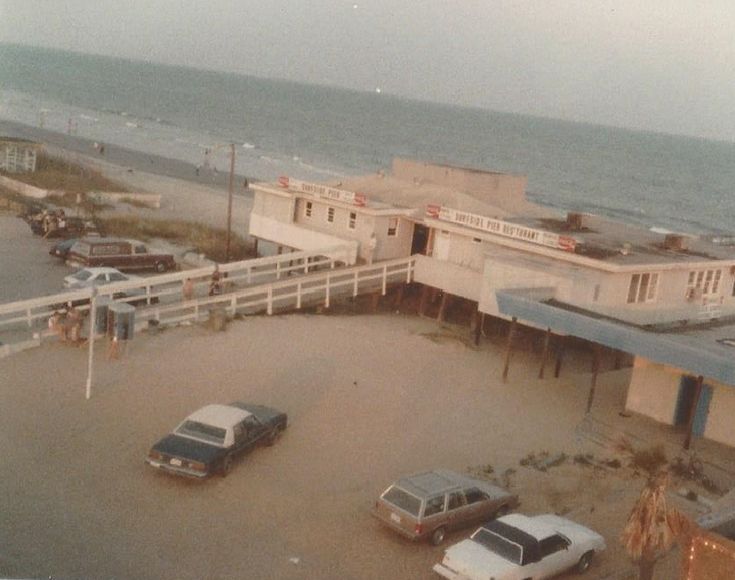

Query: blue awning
[{"left": 496, "top": 290, "right": 735, "bottom": 385}]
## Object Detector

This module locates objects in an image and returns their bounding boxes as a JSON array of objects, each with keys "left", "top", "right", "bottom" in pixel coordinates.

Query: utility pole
[
  {"left": 85, "top": 288, "right": 98, "bottom": 400},
  {"left": 225, "top": 143, "right": 235, "bottom": 262}
]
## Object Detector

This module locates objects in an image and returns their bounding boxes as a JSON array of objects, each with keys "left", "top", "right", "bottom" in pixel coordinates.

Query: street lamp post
[{"left": 226, "top": 143, "right": 235, "bottom": 262}]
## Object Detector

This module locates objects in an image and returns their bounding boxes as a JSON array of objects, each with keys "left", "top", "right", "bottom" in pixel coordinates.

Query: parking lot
[
  {"left": 1, "top": 296, "right": 701, "bottom": 580},
  {"left": 0, "top": 215, "right": 74, "bottom": 301}
]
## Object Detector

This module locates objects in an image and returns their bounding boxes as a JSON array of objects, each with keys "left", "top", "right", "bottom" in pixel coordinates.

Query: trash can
[
  {"left": 107, "top": 302, "right": 136, "bottom": 340},
  {"left": 209, "top": 306, "right": 228, "bottom": 331},
  {"left": 93, "top": 296, "right": 112, "bottom": 335}
]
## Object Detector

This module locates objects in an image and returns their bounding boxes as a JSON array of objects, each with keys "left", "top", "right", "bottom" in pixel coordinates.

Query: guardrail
[{"left": 0, "top": 248, "right": 414, "bottom": 355}]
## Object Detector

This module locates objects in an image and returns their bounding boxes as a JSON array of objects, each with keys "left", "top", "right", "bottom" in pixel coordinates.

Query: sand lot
[{"left": 0, "top": 308, "right": 713, "bottom": 579}]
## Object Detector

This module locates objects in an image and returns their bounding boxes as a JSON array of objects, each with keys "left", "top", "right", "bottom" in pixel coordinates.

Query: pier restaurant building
[{"left": 249, "top": 159, "right": 735, "bottom": 449}]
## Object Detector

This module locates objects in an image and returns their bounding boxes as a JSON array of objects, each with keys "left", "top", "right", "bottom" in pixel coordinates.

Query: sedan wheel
[
  {"left": 430, "top": 526, "right": 447, "bottom": 546},
  {"left": 576, "top": 551, "right": 594, "bottom": 574},
  {"left": 266, "top": 424, "right": 285, "bottom": 446},
  {"left": 221, "top": 455, "right": 233, "bottom": 476},
  {"left": 155, "top": 261, "right": 166, "bottom": 273}
]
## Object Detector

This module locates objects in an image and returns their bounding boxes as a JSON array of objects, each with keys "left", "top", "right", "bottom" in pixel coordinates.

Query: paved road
[{"left": 0, "top": 214, "right": 71, "bottom": 302}]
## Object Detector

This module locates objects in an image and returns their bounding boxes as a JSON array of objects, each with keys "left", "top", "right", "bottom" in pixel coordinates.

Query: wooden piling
[
  {"left": 501, "top": 317, "right": 517, "bottom": 383},
  {"left": 538, "top": 327, "right": 551, "bottom": 379}
]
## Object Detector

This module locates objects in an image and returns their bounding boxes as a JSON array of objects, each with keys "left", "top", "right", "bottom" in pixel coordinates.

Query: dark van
[{"left": 67, "top": 238, "right": 176, "bottom": 272}]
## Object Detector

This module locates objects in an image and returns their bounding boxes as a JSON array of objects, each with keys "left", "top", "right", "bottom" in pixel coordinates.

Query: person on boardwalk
[
  {"left": 367, "top": 232, "right": 378, "bottom": 265},
  {"left": 209, "top": 265, "right": 222, "bottom": 296},
  {"left": 182, "top": 278, "right": 194, "bottom": 301},
  {"left": 66, "top": 304, "right": 82, "bottom": 344}
]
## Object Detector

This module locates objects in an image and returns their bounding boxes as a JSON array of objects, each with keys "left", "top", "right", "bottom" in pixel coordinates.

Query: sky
[{"left": 1, "top": 0, "right": 734, "bottom": 141}]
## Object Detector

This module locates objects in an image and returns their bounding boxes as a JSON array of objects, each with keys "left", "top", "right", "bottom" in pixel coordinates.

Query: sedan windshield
[
  {"left": 471, "top": 528, "right": 522, "bottom": 565},
  {"left": 175, "top": 420, "right": 227, "bottom": 446},
  {"left": 73, "top": 270, "right": 93, "bottom": 281}
]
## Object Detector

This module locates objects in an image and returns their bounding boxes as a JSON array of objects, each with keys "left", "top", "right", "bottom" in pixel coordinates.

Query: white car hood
[{"left": 441, "top": 539, "right": 518, "bottom": 580}]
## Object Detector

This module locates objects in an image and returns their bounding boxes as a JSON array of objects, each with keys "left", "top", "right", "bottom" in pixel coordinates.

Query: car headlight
[{"left": 148, "top": 450, "right": 162, "bottom": 461}]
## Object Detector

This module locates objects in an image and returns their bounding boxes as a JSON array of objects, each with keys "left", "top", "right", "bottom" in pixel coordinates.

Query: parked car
[
  {"left": 50, "top": 238, "right": 79, "bottom": 260},
  {"left": 433, "top": 513, "right": 606, "bottom": 580},
  {"left": 62, "top": 267, "right": 152, "bottom": 305},
  {"left": 146, "top": 403, "right": 288, "bottom": 478},
  {"left": 66, "top": 237, "right": 176, "bottom": 272},
  {"left": 373, "top": 469, "right": 519, "bottom": 545},
  {"left": 29, "top": 213, "right": 100, "bottom": 238}
]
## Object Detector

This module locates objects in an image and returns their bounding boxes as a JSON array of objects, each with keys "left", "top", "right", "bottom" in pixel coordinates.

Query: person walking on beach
[{"left": 66, "top": 304, "right": 82, "bottom": 344}]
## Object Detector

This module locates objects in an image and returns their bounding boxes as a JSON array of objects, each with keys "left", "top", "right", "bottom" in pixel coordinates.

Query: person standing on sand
[{"left": 182, "top": 278, "right": 194, "bottom": 301}]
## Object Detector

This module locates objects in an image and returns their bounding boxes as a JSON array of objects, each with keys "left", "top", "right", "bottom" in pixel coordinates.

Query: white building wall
[
  {"left": 413, "top": 255, "right": 482, "bottom": 300},
  {"left": 625, "top": 359, "right": 681, "bottom": 425},
  {"left": 705, "top": 382, "right": 735, "bottom": 446},
  {"left": 478, "top": 257, "right": 571, "bottom": 317},
  {"left": 252, "top": 190, "right": 294, "bottom": 223}
]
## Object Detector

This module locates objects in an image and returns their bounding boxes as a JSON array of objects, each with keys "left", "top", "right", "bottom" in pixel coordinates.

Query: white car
[
  {"left": 63, "top": 267, "right": 151, "bottom": 305},
  {"left": 433, "top": 513, "right": 606, "bottom": 580},
  {"left": 64, "top": 267, "right": 142, "bottom": 289}
]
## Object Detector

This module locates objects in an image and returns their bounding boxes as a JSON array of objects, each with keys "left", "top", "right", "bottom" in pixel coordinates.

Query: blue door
[{"left": 692, "top": 385, "right": 714, "bottom": 437}]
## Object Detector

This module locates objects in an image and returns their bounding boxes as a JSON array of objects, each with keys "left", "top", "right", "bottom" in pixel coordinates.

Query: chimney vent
[
  {"left": 663, "top": 234, "right": 689, "bottom": 251},
  {"left": 566, "top": 212, "right": 585, "bottom": 231}
]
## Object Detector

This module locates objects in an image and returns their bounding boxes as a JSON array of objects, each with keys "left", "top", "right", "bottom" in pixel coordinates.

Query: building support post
[
  {"left": 419, "top": 284, "right": 430, "bottom": 317},
  {"left": 538, "top": 327, "right": 551, "bottom": 379},
  {"left": 394, "top": 284, "right": 405, "bottom": 311},
  {"left": 473, "top": 306, "right": 482, "bottom": 346},
  {"left": 586, "top": 344, "right": 602, "bottom": 414},
  {"left": 252, "top": 237, "right": 259, "bottom": 257},
  {"left": 502, "top": 317, "right": 517, "bottom": 383},
  {"left": 437, "top": 292, "right": 450, "bottom": 322},
  {"left": 554, "top": 337, "right": 566, "bottom": 378},
  {"left": 683, "top": 375, "right": 705, "bottom": 450}
]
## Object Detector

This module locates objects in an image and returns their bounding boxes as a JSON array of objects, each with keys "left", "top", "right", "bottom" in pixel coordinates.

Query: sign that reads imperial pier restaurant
[
  {"left": 278, "top": 176, "right": 366, "bottom": 207},
  {"left": 426, "top": 204, "right": 576, "bottom": 252}
]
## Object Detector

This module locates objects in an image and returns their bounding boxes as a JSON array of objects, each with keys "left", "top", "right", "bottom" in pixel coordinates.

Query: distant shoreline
[{"left": 0, "top": 118, "right": 253, "bottom": 189}]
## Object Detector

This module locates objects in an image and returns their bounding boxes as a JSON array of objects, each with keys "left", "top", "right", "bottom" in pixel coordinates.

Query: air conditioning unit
[{"left": 686, "top": 287, "right": 703, "bottom": 302}]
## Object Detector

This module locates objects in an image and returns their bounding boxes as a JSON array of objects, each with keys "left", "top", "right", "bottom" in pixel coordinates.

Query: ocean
[{"left": 1, "top": 43, "right": 734, "bottom": 235}]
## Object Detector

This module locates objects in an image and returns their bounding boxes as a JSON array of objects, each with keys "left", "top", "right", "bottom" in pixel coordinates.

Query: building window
[
  {"left": 327, "top": 207, "right": 335, "bottom": 223},
  {"left": 305, "top": 201, "right": 312, "bottom": 218},
  {"left": 472, "top": 237, "right": 482, "bottom": 244},
  {"left": 348, "top": 212, "right": 356, "bottom": 230},
  {"left": 688, "top": 268, "right": 722, "bottom": 297},
  {"left": 627, "top": 272, "right": 659, "bottom": 304},
  {"left": 387, "top": 217, "right": 398, "bottom": 237}
]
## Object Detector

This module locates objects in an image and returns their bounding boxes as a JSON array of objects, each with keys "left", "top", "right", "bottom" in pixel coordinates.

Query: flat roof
[
  {"left": 185, "top": 404, "right": 251, "bottom": 429},
  {"left": 496, "top": 289, "right": 735, "bottom": 385}
]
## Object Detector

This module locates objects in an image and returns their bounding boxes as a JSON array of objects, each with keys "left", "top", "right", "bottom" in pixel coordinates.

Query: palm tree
[{"left": 621, "top": 471, "right": 693, "bottom": 580}]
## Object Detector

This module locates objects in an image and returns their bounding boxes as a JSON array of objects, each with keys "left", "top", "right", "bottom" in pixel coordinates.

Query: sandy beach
[{"left": 2, "top": 123, "right": 735, "bottom": 579}]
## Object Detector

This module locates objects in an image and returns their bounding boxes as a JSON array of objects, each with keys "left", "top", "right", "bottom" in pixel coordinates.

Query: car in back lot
[
  {"left": 67, "top": 237, "right": 176, "bottom": 272},
  {"left": 62, "top": 267, "right": 152, "bottom": 305},
  {"left": 50, "top": 238, "right": 80, "bottom": 260},
  {"left": 373, "top": 469, "right": 519, "bottom": 545},
  {"left": 433, "top": 513, "right": 606, "bottom": 579},
  {"left": 146, "top": 402, "right": 288, "bottom": 478}
]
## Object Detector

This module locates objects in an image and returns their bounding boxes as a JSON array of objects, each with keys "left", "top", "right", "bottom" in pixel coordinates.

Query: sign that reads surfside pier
[
  {"left": 426, "top": 204, "right": 576, "bottom": 252},
  {"left": 278, "top": 176, "right": 366, "bottom": 207}
]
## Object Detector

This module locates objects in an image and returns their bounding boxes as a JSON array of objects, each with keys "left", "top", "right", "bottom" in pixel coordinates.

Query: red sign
[{"left": 278, "top": 176, "right": 290, "bottom": 188}]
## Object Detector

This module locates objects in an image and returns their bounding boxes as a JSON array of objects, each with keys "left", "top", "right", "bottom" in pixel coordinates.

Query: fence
[{"left": 0, "top": 247, "right": 414, "bottom": 356}]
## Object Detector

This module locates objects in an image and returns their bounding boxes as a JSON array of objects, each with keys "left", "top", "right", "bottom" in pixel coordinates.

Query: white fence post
[
  {"left": 297, "top": 282, "right": 302, "bottom": 309},
  {"left": 406, "top": 260, "right": 413, "bottom": 283},
  {"left": 353, "top": 271, "right": 359, "bottom": 297},
  {"left": 382, "top": 265, "right": 388, "bottom": 295},
  {"left": 325, "top": 273, "right": 330, "bottom": 308},
  {"left": 26, "top": 307, "right": 33, "bottom": 328},
  {"left": 267, "top": 287, "right": 273, "bottom": 315},
  {"left": 276, "top": 261, "right": 281, "bottom": 280}
]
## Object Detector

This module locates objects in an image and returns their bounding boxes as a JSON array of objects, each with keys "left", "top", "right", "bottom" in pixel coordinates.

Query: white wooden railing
[{"left": 0, "top": 248, "right": 415, "bottom": 355}]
